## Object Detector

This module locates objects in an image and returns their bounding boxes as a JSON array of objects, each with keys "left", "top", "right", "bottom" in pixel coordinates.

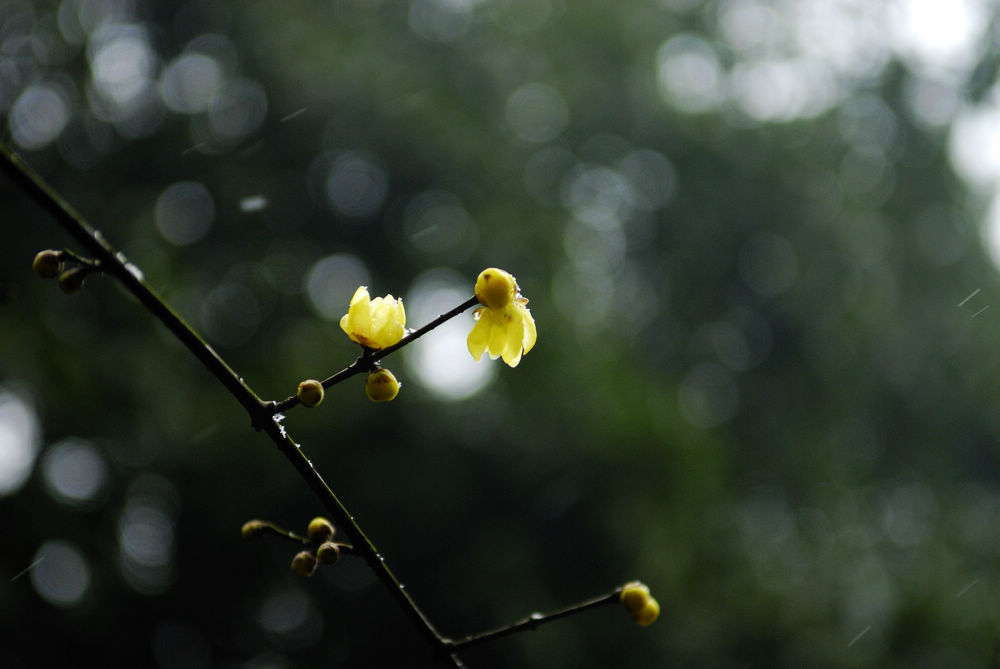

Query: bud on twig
[
  {"left": 32, "top": 250, "right": 63, "bottom": 278},
  {"left": 307, "top": 516, "right": 335, "bottom": 542},
  {"left": 241, "top": 519, "right": 269, "bottom": 540},
  {"left": 365, "top": 368, "right": 400, "bottom": 402},
  {"left": 58, "top": 267, "right": 88, "bottom": 294},
  {"left": 316, "top": 541, "right": 341, "bottom": 565},
  {"left": 291, "top": 551, "right": 318, "bottom": 577},
  {"left": 620, "top": 581, "right": 659, "bottom": 626},
  {"left": 297, "top": 379, "right": 324, "bottom": 408}
]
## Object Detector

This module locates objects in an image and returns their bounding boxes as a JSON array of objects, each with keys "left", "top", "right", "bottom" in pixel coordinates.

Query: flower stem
[
  {"left": 270, "top": 295, "right": 479, "bottom": 413},
  {"left": 443, "top": 587, "right": 624, "bottom": 651}
]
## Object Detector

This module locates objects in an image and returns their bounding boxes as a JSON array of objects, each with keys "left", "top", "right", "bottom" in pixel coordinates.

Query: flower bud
[
  {"left": 316, "top": 541, "right": 341, "bottom": 565},
  {"left": 365, "top": 368, "right": 400, "bottom": 402},
  {"left": 307, "top": 516, "right": 335, "bottom": 542},
  {"left": 241, "top": 519, "right": 269, "bottom": 540},
  {"left": 620, "top": 581, "right": 658, "bottom": 625},
  {"left": 297, "top": 379, "right": 325, "bottom": 408},
  {"left": 634, "top": 598, "right": 659, "bottom": 626},
  {"left": 620, "top": 581, "right": 650, "bottom": 615},
  {"left": 290, "top": 551, "right": 318, "bottom": 577},
  {"left": 474, "top": 268, "right": 517, "bottom": 310},
  {"left": 58, "top": 267, "right": 87, "bottom": 294},
  {"left": 32, "top": 250, "right": 63, "bottom": 279}
]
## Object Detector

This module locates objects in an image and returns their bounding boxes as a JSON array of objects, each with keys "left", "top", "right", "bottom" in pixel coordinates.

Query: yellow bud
[
  {"left": 32, "top": 250, "right": 63, "bottom": 279},
  {"left": 241, "top": 519, "right": 268, "bottom": 540},
  {"left": 307, "top": 516, "right": 335, "bottom": 542},
  {"left": 634, "top": 598, "right": 660, "bottom": 626},
  {"left": 316, "top": 541, "right": 341, "bottom": 565},
  {"left": 474, "top": 268, "right": 517, "bottom": 310},
  {"left": 297, "top": 379, "right": 325, "bottom": 408},
  {"left": 365, "top": 368, "right": 400, "bottom": 402},
  {"left": 290, "top": 551, "right": 318, "bottom": 577},
  {"left": 58, "top": 267, "right": 87, "bottom": 294},
  {"left": 620, "top": 581, "right": 651, "bottom": 614}
]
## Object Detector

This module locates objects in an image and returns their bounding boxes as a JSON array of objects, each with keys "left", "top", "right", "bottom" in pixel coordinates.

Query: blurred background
[{"left": 3, "top": 0, "right": 1000, "bottom": 666}]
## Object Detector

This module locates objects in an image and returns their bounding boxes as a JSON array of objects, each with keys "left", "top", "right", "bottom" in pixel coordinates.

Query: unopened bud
[
  {"left": 620, "top": 581, "right": 659, "bottom": 626},
  {"left": 316, "top": 541, "right": 341, "bottom": 565},
  {"left": 32, "top": 250, "right": 63, "bottom": 279},
  {"left": 58, "top": 267, "right": 88, "bottom": 294},
  {"left": 241, "top": 519, "right": 269, "bottom": 540},
  {"left": 474, "top": 267, "right": 517, "bottom": 310},
  {"left": 365, "top": 368, "right": 400, "bottom": 402},
  {"left": 634, "top": 598, "right": 659, "bottom": 626},
  {"left": 297, "top": 379, "right": 324, "bottom": 408},
  {"left": 291, "top": 551, "right": 318, "bottom": 577},
  {"left": 307, "top": 516, "right": 335, "bottom": 542},
  {"left": 620, "top": 581, "right": 650, "bottom": 614}
]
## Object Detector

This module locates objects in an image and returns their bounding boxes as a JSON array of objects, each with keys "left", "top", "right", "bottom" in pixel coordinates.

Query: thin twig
[
  {"left": 270, "top": 296, "right": 480, "bottom": 413},
  {"left": 259, "top": 418, "right": 449, "bottom": 655},
  {"left": 444, "top": 587, "right": 623, "bottom": 651}
]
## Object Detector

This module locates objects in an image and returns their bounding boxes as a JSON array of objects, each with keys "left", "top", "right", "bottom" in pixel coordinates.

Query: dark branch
[
  {"left": 0, "top": 143, "right": 269, "bottom": 426},
  {"left": 3, "top": 140, "right": 633, "bottom": 669},
  {"left": 444, "top": 587, "right": 624, "bottom": 651}
]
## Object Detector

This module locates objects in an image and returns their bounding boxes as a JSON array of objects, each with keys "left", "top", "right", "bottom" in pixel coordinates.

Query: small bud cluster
[
  {"left": 620, "top": 581, "right": 659, "bottom": 626},
  {"left": 292, "top": 516, "right": 346, "bottom": 577},
  {"left": 32, "top": 249, "right": 101, "bottom": 294},
  {"left": 241, "top": 515, "right": 350, "bottom": 578}
]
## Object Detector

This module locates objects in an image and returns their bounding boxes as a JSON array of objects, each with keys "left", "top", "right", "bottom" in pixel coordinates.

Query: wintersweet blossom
[
  {"left": 467, "top": 268, "right": 537, "bottom": 367},
  {"left": 339, "top": 286, "right": 406, "bottom": 350}
]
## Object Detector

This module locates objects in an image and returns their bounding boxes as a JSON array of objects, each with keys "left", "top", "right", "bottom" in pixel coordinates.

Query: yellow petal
[
  {"left": 487, "top": 312, "right": 508, "bottom": 359},
  {"left": 394, "top": 298, "right": 406, "bottom": 328},
  {"left": 467, "top": 315, "right": 490, "bottom": 361},
  {"left": 349, "top": 285, "right": 369, "bottom": 306},
  {"left": 341, "top": 287, "right": 372, "bottom": 341},
  {"left": 520, "top": 304, "right": 537, "bottom": 354},
  {"left": 347, "top": 292, "right": 371, "bottom": 335},
  {"left": 370, "top": 296, "right": 405, "bottom": 348},
  {"left": 501, "top": 311, "right": 526, "bottom": 367}
]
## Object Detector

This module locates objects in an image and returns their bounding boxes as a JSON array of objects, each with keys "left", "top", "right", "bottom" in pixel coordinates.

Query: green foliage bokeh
[{"left": 4, "top": 1, "right": 1000, "bottom": 667}]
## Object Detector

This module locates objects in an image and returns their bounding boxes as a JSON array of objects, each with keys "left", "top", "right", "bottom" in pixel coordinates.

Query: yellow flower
[
  {"left": 339, "top": 286, "right": 406, "bottom": 350},
  {"left": 467, "top": 268, "right": 537, "bottom": 367}
]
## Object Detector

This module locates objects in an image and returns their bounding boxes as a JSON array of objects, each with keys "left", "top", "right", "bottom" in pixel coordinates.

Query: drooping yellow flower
[
  {"left": 467, "top": 268, "right": 537, "bottom": 367},
  {"left": 339, "top": 286, "right": 406, "bottom": 350}
]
